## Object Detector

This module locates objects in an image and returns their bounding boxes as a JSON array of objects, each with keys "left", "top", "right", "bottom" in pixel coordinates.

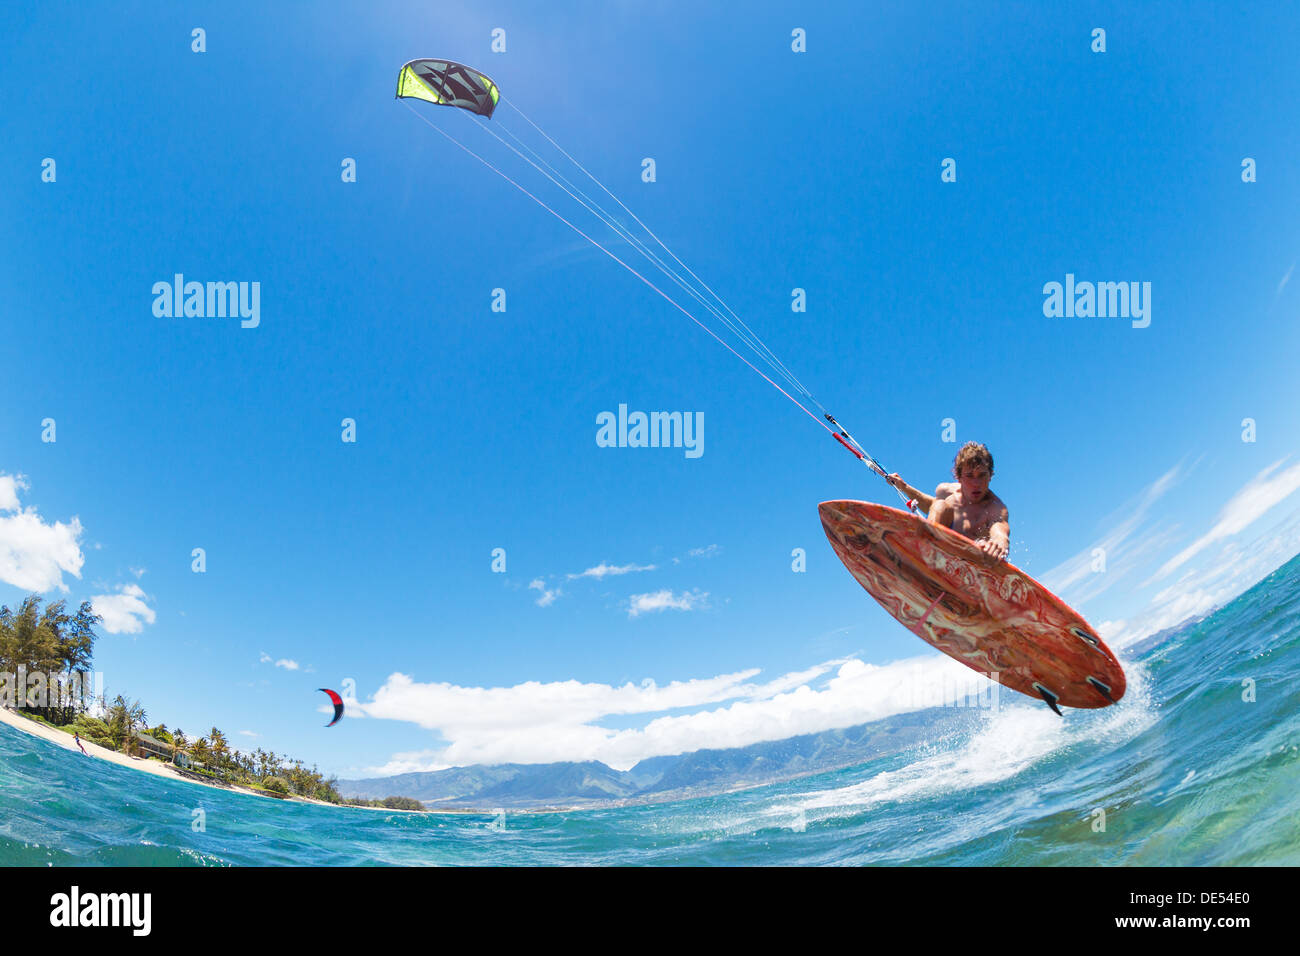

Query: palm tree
[
  {"left": 124, "top": 699, "right": 147, "bottom": 756},
  {"left": 208, "top": 727, "right": 229, "bottom": 778},
  {"left": 106, "top": 696, "right": 129, "bottom": 750},
  {"left": 172, "top": 729, "right": 189, "bottom": 766},
  {"left": 189, "top": 736, "right": 211, "bottom": 771}
]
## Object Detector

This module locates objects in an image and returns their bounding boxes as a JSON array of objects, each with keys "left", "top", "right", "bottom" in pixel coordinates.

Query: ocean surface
[{"left": 3, "top": 554, "right": 1299, "bottom": 866}]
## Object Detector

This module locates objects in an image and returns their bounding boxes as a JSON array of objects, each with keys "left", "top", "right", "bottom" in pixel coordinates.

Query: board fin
[
  {"left": 1086, "top": 676, "right": 1117, "bottom": 704},
  {"left": 1070, "top": 625, "right": 1100, "bottom": 646},
  {"left": 1032, "top": 682, "right": 1063, "bottom": 716}
]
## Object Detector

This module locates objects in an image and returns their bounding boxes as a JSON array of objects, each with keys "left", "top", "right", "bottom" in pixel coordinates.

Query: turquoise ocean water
[{"left": 3, "top": 554, "right": 1299, "bottom": 866}]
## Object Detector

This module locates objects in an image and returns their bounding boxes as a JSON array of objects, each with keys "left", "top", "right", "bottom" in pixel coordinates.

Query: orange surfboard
[{"left": 819, "top": 500, "right": 1125, "bottom": 711}]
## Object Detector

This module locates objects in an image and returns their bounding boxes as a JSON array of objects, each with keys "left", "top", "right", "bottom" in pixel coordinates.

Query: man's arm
[
  {"left": 928, "top": 493, "right": 954, "bottom": 529},
  {"left": 886, "top": 475, "right": 950, "bottom": 516},
  {"left": 978, "top": 504, "right": 1010, "bottom": 561}
]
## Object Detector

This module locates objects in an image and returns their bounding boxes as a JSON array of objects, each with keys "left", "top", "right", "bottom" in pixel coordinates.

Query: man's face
[{"left": 958, "top": 464, "right": 991, "bottom": 503}]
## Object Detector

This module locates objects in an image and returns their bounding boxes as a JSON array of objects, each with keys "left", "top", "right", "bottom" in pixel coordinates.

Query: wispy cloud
[
  {"left": 533, "top": 546, "right": 720, "bottom": 602},
  {"left": 528, "top": 578, "right": 560, "bottom": 606},
  {"left": 566, "top": 562, "right": 657, "bottom": 580},
  {"left": 1107, "top": 501, "right": 1300, "bottom": 646},
  {"left": 1278, "top": 261, "right": 1296, "bottom": 297},
  {"left": 259, "top": 652, "right": 300, "bottom": 671},
  {"left": 526, "top": 559, "right": 657, "bottom": 607},
  {"left": 1039, "top": 460, "right": 1187, "bottom": 603},
  {"left": 1145, "top": 458, "right": 1300, "bottom": 585},
  {"left": 1028, "top": 454, "right": 1300, "bottom": 647},
  {"left": 627, "top": 588, "right": 708, "bottom": 617}
]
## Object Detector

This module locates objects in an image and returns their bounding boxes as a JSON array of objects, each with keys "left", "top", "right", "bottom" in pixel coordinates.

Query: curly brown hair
[{"left": 952, "top": 441, "right": 994, "bottom": 478}]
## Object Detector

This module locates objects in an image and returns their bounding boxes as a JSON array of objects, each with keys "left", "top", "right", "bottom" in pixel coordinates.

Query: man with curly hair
[{"left": 886, "top": 441, "right": 1010, "bottom": 562}]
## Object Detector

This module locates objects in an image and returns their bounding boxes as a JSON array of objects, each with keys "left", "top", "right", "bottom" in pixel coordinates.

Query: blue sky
[{"left": 2, "top": 1, "right": 1299, "bottom": 777}]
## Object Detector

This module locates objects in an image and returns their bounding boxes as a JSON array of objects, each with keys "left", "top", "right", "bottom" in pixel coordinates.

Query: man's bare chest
[{"left": 949, "top": 503, "right": 997, "bottom": 539}]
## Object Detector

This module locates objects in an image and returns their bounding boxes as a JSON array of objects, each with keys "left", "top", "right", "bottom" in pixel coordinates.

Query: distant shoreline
[
  {"left": 0, "top": 705, "right": 438, "bottom": 814},
  {"left": 3, "top": 704, "right": 889, "bottom": 818}
]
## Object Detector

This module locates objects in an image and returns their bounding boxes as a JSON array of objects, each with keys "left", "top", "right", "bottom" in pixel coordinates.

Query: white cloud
[
  {"left": 0, "top": 473, "right": 86, "bottom": 593},
  {"left": 0, "top": 474, "right": 22, "bottom": 512},
  {"left": 357, "top": 653, "right": 995, "bottom": 774},
  {"left": 627, "top": 588, "right": 708, "bottom": 617},
  {"left": 369, "top": 750, "right": 455, "bottom": 776},
  {"left": 91, "top": 584, "right": 156, "bottom": 634}
]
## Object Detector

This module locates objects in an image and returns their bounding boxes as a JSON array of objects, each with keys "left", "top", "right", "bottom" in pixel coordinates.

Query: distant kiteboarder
[
  {"left": 319, "top": 688, "right": 344, "bottom": 727},
  {"left": 73, "top": 731, "right": 89, "bottom": 755}
]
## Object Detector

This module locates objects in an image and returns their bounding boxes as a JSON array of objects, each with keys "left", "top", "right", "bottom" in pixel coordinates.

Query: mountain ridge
[{"left": 336, "top": 706, "right": 976, "bottom": 810}]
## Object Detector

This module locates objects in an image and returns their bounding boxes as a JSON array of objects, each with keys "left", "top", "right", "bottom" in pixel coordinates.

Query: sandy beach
[{"left": 0, "top": 705, "right": 373, "bottom": 810}]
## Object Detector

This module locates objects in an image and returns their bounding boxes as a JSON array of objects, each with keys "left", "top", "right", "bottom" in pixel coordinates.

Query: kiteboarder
[
  {"left": 886, "top": 441, "right": 1010, "bottom": 561},
  {"left": 73, "top": 731, "right": 89, "bottom": 755}
]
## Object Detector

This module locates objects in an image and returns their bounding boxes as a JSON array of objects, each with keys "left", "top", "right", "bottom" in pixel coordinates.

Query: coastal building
[{"left": 131, "top": 729, "right": 185, "bottom": 764}]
